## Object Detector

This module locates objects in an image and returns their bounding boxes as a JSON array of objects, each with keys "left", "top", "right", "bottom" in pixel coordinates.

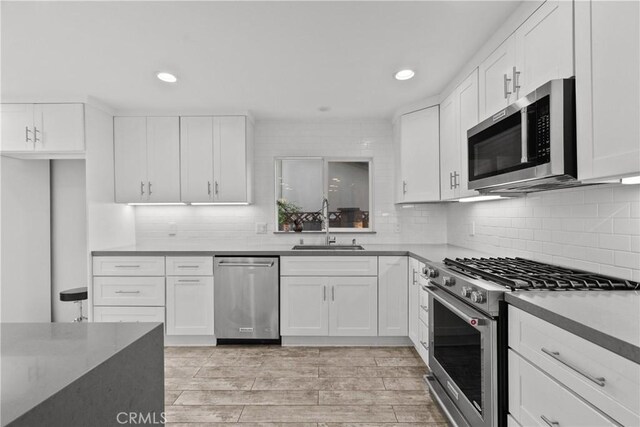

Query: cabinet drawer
[
  {"left": 93, "top": 256, "right": 165, "bottom": 276},
  {"left": 419, "top": 285, "right": 429, "bottom": 325},
  {"left": 166, "top": 256, "right": 213, "bottom": 276},
  {"left": 93, "top": 306, "right": 165, "bottom": 323},
  {"left": 93, "top": 277, "right": 165, "bottom": 306},
  {"left": 281, "top": 256, "right": 377, "bottom": 276},
  {"left": 509, "top": 306, "right": 639, "bottom": 425},
  {"left": 509, "top": 350, "right": 617, "bottom": 426}
]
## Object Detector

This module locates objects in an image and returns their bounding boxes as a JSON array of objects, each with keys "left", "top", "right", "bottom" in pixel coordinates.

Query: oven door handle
[{"left": 424, "top": 283, "right": 487, "bottom": 328}]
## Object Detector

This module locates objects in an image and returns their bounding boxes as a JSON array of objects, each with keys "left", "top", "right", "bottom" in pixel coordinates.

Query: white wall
[
  {"left": 0, "top": 157, "right": 51, "bottom": 322},
  {"left": 51, "top": 159, "right": 87, "bottom": 322},
  {"left": 447, "top": 184, "right": 640, "bottom": 281},
  {"left": 135, "top": 120, "right": 448, "bottom": 247}
]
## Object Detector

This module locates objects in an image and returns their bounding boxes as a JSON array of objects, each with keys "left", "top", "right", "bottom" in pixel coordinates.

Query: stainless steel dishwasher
[{"left": 214, "top": 257, "right": 279, "bottom": 341}]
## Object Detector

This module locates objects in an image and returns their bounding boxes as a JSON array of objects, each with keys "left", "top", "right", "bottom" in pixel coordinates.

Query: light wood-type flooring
[{"left": 164, "top": 345, "right": 447, "bottom": 426}]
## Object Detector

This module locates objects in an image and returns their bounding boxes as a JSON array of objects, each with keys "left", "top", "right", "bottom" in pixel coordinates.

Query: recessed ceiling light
[
  {"left": 395, "top": 69, "right": 415, "bottom": 81},
  {"left": 157, "top": 72, "right": 177, "bottom": 83}
]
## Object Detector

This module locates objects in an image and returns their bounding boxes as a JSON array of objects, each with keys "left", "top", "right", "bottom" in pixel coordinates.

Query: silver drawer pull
[
  {"left": 177, "top": 265, "right": 199, "bottom": 269},
  {"left": 541, "top": 415, "right": 559, "bottom": 427},
  {"left": 177, "top": 279, "right": 200, "bottom": 283},
  {"left": 541, "top": 348, "right": 606, "bottom": 387},
  {"left": 218, "top": 262, "right": 274, "bottom": 267},
  {"left": 114, "top": 265, "right": 140, "bottom": 268},
  {"left": 420, "top": 341, "right": 429, "bottom": 351},
  {"left": 115, "top": 290, "right": 140, "bottom": 294}
]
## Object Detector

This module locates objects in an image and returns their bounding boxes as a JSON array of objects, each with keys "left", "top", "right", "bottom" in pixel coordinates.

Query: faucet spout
[{"left": 321, "top": 196, "right": 335, "bottom": 245}]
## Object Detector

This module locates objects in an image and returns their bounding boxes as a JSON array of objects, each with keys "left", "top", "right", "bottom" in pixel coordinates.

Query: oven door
[{"left": 427, "top": 285, "right": 497, "bottom": 427}]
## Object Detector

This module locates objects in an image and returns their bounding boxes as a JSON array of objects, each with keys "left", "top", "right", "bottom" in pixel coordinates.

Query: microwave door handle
[{"left": 521, "top": 106, "right": 528, "bottom": 163}]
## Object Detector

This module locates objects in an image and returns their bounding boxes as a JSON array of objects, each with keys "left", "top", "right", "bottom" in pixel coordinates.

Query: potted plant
[{"left": 277, "top": 199, "right": 301, "bottom": 232}]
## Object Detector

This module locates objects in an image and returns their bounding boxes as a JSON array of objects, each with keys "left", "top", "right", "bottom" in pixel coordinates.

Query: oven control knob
[
  {"left": 471, "top": 291, "right": 486, "bottom": 304},
  {"left": 461, "top": 287, "right": 473, "bottom": 298},
  {"left": 425, "top": 268, "right": 439, "bottom": 279},
  {"left": 443, "top": 276, "right": 455, "bottom": 287}
]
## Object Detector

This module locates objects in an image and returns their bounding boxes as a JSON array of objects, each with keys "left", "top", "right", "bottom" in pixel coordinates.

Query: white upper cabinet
[
  {"left": 440, "top": 69, "right": 479, "bottom": 200},
  {"left": 0, "top": 103, "right": 84, "bottom": 153},
  {"left": 479, "top": 37, "right": 516, "bottom": 120},
  {"left": 398, "top": 106, "right": 440, "bottom": 203},
  {"left": 114, "top": 116, "right": 180, "bottom": 203},
  {"left": 576, "top": 0, "right": 640, "bottom": 181},
  {"left": 513, "top": 0, "right": 573, "bottom": 98},
  {"left": 479, "top": 0, "right": 573, "bottom": 120},
  {"left": 180, "top": 116, "right": 252, "bottom": 203}
]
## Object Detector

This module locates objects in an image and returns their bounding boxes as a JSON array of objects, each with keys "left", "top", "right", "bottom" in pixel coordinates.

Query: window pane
[
  {"left": 327, "top": 161, "right": 369, "bottom": 229},
  {"left": 276, "top": 158, "right": 323, "bottom": 231}
]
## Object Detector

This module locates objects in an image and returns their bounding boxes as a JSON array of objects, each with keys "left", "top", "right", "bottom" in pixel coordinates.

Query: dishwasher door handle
[{"left": 217, "top": 261, "right": 274, "bottom": 268}]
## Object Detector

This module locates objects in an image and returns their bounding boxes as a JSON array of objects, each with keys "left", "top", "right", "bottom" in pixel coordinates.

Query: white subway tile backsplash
[{"left": 599, "top": 234, "right": 631, "bottom": 251}]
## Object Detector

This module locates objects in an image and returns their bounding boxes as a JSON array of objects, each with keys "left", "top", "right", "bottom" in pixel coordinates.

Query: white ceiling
[{"left": 1, "top": 1, "right": 521, "bottom": 119}]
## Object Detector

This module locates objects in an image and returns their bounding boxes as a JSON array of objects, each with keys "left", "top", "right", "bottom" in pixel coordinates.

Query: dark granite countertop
[
  {"left": 506, "top": 291, "right": 640, "bottom": 364},
  {"left": 91, "top": 243, "right": 493, "bottom": 265},
  {"left": 0, "top": 322, "right": 163, "bottom": 426}
]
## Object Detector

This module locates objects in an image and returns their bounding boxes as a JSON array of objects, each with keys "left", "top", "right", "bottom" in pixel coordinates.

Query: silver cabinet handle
[
  {"left": 512, "top": 66, "right": 521, "bottom": 93},
  {"left": 34, "top": 126, "right": 40, "bottom": 143},
  {"left": 449, "top": 172, "right": 454, "bottom": 189},
  {"left": 140, "top": 181, "right": 145, "bottom": 196},
  {"left": 25, "top": 126, "right": 32, "bottom": 142},
  {"left": 420, "top": 341, "right": 429, "bottom": 351},
  {"left": 540, "top": 415, "right": 559, "bottom": 427},
  {"left": 331, "top": 286, "right": 335, "bottom": 301},
  {"left": 115, "top": 290, "right": 140, "bottom": 294},
  {"left": 177, "top": 265, "right": 199, "bottom": 269},
  {"left": 115, "top": 265, "right": 140, "bottom": 268},
  {"left": 215, "top": 181, "right": 219, "bottom": 196},
  {"left": 402, "top": 180, "right": 407, "bottom": 195},
  {"left": 503, "top": 73, "right": 512, "bottom": 99},
  {"left": 207, "top": 181, "right": 212, "bottom": 197},
  {"left": 217, "top": 261, "right": 274, "bottom": 267},
  {"left": 148, "top": 181, "right": 152, "bottom": 196},
  {"left": 177, "top": 279, "right": 201, "bottom": 283},
  {"left": 323, "top": 285, "right": 326, "bottom": 301},
  {"left": 541, "top": 348, "right": 606, "bottom": 387},
  {"left": 453, "top": 171, "right": 460, "bottom": 188},
  {"left": 412, "top": 269, "right": 417, "bottom": 285}
]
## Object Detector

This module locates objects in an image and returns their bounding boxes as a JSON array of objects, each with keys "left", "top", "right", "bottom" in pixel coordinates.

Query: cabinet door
[
  {"left": 479, "top": 37, "right": 516, "bottom": 120},
  {"left": 439, "top": 92, "right": 458, "bottom": 201},
  {"left": 329, "top": 276, "right": 377, "bottom": 337},
  {"left": 378, "top": 256, "right": 408, "bottom": 336},
  {"left": 408, "top": 258, "right": 420, "bottom": 346},
  {"left": 34, "top": 104, "right": 85, "bottom": 152},
  {"left": 0, "top": 104, "right": 35, "bottom": 152},
  {"left": 114, "top": 117, "right": 148, "bottom": 202},
  {"left": 457, "top": 68, "right": 480, "bottom": 198},
  {"left": 514, "top": 0, "right": 573, "bottom": 98},
  {"left": 166, "top": 276, "right": 214, "bottom": 335},
  {"left": 399, "top": 106, "right": 440, "bottom": 202},
  {"left": 576, "top": 0, "right": 640, "bottom": 181},
  {"left": 280, "top": 276, "right": 329, "bottom": 336},
  {"left": 146, "top": 117, "right": 180, "bottom": 202},
  {"left": 214, "top": 116, "right": 247, "bottom": 202},
  {"left": 180, "top": 116, "right": 214, "bottom": 202}
]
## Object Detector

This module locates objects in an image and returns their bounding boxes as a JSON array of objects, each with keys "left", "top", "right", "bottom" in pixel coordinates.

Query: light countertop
[{"left": 0, "top": 322, "right": 163, "bottom": 426}]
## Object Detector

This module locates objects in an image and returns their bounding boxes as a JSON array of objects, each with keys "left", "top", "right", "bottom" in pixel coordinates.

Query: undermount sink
[{"left": 292, "top": 245, "right": 365, "bottom": 251}]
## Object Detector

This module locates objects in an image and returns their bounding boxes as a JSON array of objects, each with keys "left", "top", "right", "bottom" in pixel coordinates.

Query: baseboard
[
  {"left": 281, "top": 336, "right": 411, "bottom": 346},
  {"left": 164, "top": 335, "right": 217, "bottom": 346}
]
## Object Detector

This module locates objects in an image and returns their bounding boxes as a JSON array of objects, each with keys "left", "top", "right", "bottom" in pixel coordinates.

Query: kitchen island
[{"left": 0, "top": 322, "right": 164, "bottom": 427}]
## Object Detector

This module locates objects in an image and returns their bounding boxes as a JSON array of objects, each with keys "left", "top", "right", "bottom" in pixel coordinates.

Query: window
[{"left": 275, "top": 157, "right": 373, "bottom": 232}]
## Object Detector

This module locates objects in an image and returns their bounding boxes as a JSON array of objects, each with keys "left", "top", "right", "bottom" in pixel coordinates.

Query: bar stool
[{"left": 60, "top": 287, "right": 88, "bottom": 322}]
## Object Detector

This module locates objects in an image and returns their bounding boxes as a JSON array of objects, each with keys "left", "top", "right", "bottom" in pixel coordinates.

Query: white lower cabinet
[
  {"left": 166, "top": 276, "right": 214, "bottom": 335},
  {"left": 280, "top": 276, "right": 377, "bottom": 337},
  {"left": 509, "top": 350, "right": 617, "bottom": 427},
  {"left": 378, "top": 256, "right": 408, "bottom": 336},
  {"left": 93, "top": 306, "right": 165, "bottom": 323}
]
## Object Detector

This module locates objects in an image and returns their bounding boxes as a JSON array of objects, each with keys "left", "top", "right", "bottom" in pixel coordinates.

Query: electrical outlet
[
  {"left": 469, "top": 221, "right": 475, "bottom": 236},
  {"left": 168, "top": 222, "right": 177, "bottom": 237},
  {"left": 255, "top": 222, "right": 268, "bottom": 234}
]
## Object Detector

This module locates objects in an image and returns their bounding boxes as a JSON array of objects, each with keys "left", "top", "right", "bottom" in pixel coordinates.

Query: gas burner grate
[{"left": 444, "top": 257, "right": 639, "bottom": 291}]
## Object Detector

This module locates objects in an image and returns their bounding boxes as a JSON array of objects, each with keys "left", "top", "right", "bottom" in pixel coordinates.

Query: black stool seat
[{"left": 60, "top": 287, "right": 88, "bottom": 302}]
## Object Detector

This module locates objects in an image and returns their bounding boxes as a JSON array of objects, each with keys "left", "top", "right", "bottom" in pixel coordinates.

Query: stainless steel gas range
[{"left": 421, "top": 257, "right": 639, "bottom": 427}]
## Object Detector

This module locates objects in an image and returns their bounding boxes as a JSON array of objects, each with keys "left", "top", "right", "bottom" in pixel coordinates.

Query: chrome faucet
[{"left": 321, "top": 196, "right": 336, "bottom": 246}]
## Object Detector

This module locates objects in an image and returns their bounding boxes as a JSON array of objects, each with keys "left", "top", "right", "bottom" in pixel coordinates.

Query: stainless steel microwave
[{"left": 467, "top": 78, "right": 576, "bottom": 194}]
